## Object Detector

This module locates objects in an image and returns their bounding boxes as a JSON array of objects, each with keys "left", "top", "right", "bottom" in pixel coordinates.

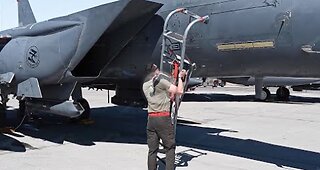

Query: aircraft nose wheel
[
  {"left": 276, "top": 87, "right": 290, "bottom": 101},
  {"left": 256, "top": 87, "right": 271, "bottom": 101},
  {"left": 261, "top": 87, "right": 271, "bottom": 101}
]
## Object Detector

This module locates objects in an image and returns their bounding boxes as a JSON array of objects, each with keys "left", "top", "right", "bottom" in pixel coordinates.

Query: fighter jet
[
  {"left": 1, "top": 0, "right": 320, "bottom": 125},
  {"left": 0, "top": 0, "right": 162, "bottom": 125},
  {"left": 84, "top": 0, "right": 320, "bottom": 104}
]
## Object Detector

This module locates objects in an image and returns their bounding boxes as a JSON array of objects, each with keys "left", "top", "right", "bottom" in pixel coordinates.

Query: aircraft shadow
[
  {"left": 2, "top": 106, "right": 319, "bottom": 169},
  {"left": 177, "top": 125, "right": 320, "bottom": 169},
  {"left": 0, "top": 134, "right": 26, "bottom": 152},
  {"left": 0, "top": 110, "right": 27, "bottom": 152},
  {"left": 183, "top": 93, "right": 320, "bottom": 104}
]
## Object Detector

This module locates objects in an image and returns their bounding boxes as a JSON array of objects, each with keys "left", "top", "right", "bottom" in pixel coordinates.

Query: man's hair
[{"left": 146, "top": 63, "right": 158, "bottom": 73}]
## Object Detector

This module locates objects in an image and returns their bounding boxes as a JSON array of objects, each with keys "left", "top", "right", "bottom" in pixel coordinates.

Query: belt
[{"left": 148, "top": 112, "right": 170, "bottom": 117}]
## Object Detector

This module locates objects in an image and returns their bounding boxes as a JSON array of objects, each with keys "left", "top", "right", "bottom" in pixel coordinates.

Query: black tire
[
  {"left": 263, "top": 87, "right": 271, "bottom": 100},
  {"left": 220, "top": 81, "right": 226, "bottom": 87},
  {"left": 284, "top": 88, "right": 290, "bottom": 100},
  {"left": 78, "top": 98, "right": 90, "bottom": 120},
  {"left": 276, "top": 87, "right": 290, "bottom": 101}
]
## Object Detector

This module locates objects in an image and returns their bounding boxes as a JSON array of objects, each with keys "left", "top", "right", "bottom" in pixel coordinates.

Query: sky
[{"left": 0, "top": 0, "right": 117, "bottom": 31}]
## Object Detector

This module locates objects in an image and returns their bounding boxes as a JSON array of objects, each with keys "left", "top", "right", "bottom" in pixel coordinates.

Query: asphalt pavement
[{"left": 0, "top": 86, "right": 320, "bottom": 170}]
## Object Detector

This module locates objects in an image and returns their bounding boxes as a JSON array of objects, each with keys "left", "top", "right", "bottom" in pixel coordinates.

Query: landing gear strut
[
  {"left": 18, "top": 100, "right": 25, "bottom": 115},
  {"left": 255, "top": 87, "right": 271, "bottom": 101},
  {"left": 77, "top": 98, "right": 90, "bottom": 120},
  {"left": 72, "top": 84, "right": 91, "bottom": 120},
  {"left": 17, "top": 100, "right": 27, "bottom": 122},
  {"left": 276, "top": 86, "right": 290, "bottom": 101},
  {"left": 262, "top": 87, "right": 271, "bottom": 100},
  {"left": 255, "top": 78, "right": 270, "bottom": 101},
  {"left": 0, "top": 104, "right": 6, "bottom": 128},
  {"left": 0, "top": 94, "right": 8, "bottom": 128}
]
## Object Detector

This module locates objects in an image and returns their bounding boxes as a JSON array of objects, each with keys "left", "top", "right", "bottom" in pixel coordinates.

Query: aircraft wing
[{"left": 50, "top": 0, "right": 163, "bottom": 77}]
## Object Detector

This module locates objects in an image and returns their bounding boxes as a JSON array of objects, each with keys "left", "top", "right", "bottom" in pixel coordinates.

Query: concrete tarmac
[{"left": 0, "top": 86, "right": 320, "bottom": 170}]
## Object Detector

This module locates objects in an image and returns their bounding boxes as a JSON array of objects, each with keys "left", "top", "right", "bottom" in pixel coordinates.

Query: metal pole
[{"left": 107, "top": 90, "right": 110, "bottom": 103}]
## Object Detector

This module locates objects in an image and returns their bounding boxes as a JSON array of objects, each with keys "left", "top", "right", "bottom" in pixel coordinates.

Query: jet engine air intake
[{"left": 0, "top": 36, "right": 12, "bottom": 52}]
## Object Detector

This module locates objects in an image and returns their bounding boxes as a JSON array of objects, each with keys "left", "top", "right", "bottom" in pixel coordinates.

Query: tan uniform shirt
[{"left": 143, "top": 75, "right": 172, "bottom": 113}]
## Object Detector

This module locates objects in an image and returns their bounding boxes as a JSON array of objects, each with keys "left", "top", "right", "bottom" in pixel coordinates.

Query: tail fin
[{"left": 17, "top": 0, "right": 36, "bottom": 26}]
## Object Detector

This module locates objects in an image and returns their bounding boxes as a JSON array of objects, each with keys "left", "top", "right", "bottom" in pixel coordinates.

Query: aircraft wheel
[
  {"left": 258, "top": 89, "right": 268, "bottom": 101},
  {"left": 78, "top": 98, "right": 90, "bottom": 120},
  {"left": 0, "top": 104, "right": 6, "bottom": 127},
  {"left": 220, "top": 81, "right": 226, "bottom": 87},
  {"left": 276, "top": 87, "right": 290, "bottom": 101},
  {"left": 262, "top": 87, "right": 271, "bottom": 101}
]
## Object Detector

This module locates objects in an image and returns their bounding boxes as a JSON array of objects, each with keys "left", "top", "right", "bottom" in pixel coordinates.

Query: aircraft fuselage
[
  {"left": 154, "top": 0, "right": 320, "bottom": 78},
  {"left": 0, "top": 21, "right": 82, "bottom": 84}
]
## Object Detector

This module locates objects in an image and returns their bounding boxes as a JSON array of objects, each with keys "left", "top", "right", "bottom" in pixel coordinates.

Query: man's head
[{"left": 146, "top": 64, "right": 159, "bottom": 75}]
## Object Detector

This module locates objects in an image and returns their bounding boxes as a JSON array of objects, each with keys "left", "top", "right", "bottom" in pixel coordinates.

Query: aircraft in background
[
  {"left": 292, "top": 81, "right": 320, "bottom": 91},
  {"left": 221, "top": 77, "right": 320, "bottom": 101}
]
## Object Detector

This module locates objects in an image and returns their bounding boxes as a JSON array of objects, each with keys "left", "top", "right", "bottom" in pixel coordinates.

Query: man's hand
[
  {"left": 179, "top": 69, "right": 187, "bottom": 81},
  {"left": 168, "top": 69, "right": 187, "bottom": 95}
]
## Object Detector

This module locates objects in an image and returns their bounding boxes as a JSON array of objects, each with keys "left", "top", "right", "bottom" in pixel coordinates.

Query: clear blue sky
[{"left": 0, "top": 0, "right": 116, "bottom": 31}]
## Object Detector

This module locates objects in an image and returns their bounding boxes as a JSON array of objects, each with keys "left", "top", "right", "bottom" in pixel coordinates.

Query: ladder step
[
  {"left": 164, "top": 31, "right": 184, "bottom": 43},
  {"left": 163, "top": 53, "right": 191, "bottom": 65},
  {"left": 175, "top": 54, "right": 191, "bottom": 65},
  {"left": 182, "top": 9, "right": 201, "bottom": 19}
]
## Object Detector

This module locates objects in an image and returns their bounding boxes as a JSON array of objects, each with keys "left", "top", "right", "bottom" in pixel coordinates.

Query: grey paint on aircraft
[{"left": 1, "top": 0, "right": 320, "bottom": 112}]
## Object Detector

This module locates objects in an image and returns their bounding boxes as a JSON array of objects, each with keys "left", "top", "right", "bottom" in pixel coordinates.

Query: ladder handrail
[
  {"left": 160, "top": 8, "right": 185, "bottom": 71},
  {"left": 179, "top": 15, "right": 209, "bottom": 72},
  {"left": 160, "top": 8, "right": 209, "bottom": 71}
]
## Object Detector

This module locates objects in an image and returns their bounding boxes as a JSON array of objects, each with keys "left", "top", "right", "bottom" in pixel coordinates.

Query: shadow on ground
[
  {"left": 183, "top": 93, "right": 320, "bottom": 104},
  {"left": 1, "top": 106, "right": 320, "bottom": 169},
  {"left": 0, "top": 133, "right": 26, "bottom": 152},
  {"left": 158, "top": 149, "right": 207, "bottom": 170}
]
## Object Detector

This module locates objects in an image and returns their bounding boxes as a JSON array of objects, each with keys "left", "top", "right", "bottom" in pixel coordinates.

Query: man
[{"left": 142, "top": 64, "right": 186, "bottom": 170}]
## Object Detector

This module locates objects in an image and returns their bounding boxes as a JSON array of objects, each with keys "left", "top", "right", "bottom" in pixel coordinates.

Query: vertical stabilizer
[{"left": 17, "top": 0, "right": 36, "bottom": 26}]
